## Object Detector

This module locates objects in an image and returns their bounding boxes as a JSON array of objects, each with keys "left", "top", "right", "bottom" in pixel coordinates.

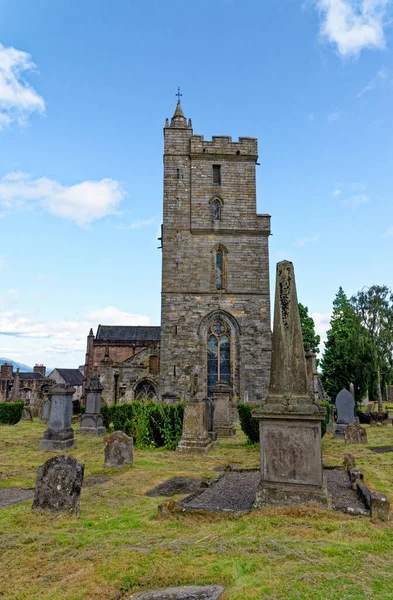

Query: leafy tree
[
  {"left": 321, "top": 287, "right": 371, "bottom": 403},
  {"left": 351, "top": 286, "right": 393, "bottom": 412},
  {"left": 298, "top": 303, "right": 320, "bottom": 356}
]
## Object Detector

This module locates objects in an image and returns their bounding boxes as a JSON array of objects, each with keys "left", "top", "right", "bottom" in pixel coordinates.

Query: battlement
[{"left": 190, "top": 135, "right": 258, "bottom": 157}]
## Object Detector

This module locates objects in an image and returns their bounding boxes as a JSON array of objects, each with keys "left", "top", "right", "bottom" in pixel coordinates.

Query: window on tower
[
  {"left": 213, "top": 199, "right": 221, "bottom": 221},
  {"left": 213, "top": 165, "right": 221, "bottom": 185},
  {"left": 216, "top": 249, "right": 224, "bottom": 290}
]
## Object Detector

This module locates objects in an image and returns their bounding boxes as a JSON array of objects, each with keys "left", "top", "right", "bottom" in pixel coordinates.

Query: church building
[{"left": 84, "top": 98, "right": 272, "bottom": 405}]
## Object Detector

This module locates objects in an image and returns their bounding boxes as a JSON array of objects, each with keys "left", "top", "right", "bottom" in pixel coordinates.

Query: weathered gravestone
[
  {"left": 345, "top": 422, "right": 368, "bottom": 445},
  {"left": 334, "top": 389, "right": 355, "bottom": 439},
  {"left": 126, "top": 585, "right": 224, "bottom": 600},
  {"left": 40, "top": 398, "right": 51, "bottom": 424},
  {"left": 22, "top": 406, "right": 33, "bottom": 421},
  {"left": 39, "top": 384, "right": 76, "bottom": 451},
  {"left": 204, "top": 397, "right": 217, "bottom": 442},
  {"left": 32, "top": 455, "right": 84, "bottom": 517},
  {"left": 79, "top": 368, "right": 105, "bottom": 435},
  {"left": 177, "top": 398, "right": 213, "bottom": 454},
  {"left": 253, "top": 261, "right": 330, "bottom": 508},
  {"left": 104, "top": 431, "right": 134, "bottom": 468},
  {"left": 212, "top": 381, "right": 235, "bottom": 437}
]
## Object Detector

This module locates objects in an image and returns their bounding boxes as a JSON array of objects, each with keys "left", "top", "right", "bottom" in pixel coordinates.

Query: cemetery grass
[{"left": 1, "top": 423, "right": 393, "bottom": 600}]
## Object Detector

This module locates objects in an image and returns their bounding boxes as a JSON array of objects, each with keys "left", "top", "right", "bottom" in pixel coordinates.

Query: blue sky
[{"left": 0, "top": 0, "right": 392, "bottom": 368}]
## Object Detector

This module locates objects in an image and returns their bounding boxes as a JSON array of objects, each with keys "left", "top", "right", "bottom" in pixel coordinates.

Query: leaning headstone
[
  {"left": 40, "top": 398, "right": 51, "bottom": 424},
  {"left": 39, "top": 384, "right": 76, "bottom": 451},
  {"left": 177, "top": 398, "right": 213, "bottom": 454},
  {"left": 344, "top": 422, "right": 368, "bottom": 444},
  {"left": 126, "top": 586, "right": 224, "bottom": 600},
  {"left": 79, "top": 368, "right": 105, "bottom": 435},
  {"left": 104, "top": 431, "right": 134, "bottom": 468},
  {"left": 334, "top": 389, "right": 356, "bottom": 439},
  {"left": 212, "top": 381, "right": 235, "bottom": 437},
  {"left": 253, "top": 261, "right": 330, "bottom": 509},
  {"left": 32, "top": 455, "right": 84, "bottom": 517}
]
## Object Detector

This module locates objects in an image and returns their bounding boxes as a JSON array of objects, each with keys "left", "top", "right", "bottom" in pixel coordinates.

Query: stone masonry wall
[{"left": 160, "top": 111, "right": 271, "bottom": 403}]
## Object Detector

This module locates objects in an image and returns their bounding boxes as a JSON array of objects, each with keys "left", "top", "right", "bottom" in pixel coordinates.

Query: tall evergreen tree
[
  {"left": 321, "top": 287, "right": 371, "bottom": 403},
  {"left": 351, "top": 286, "right": 393, "bottom": 412},
  {"left": 298, "top": 303, "right": 320, "bottom": 355}
]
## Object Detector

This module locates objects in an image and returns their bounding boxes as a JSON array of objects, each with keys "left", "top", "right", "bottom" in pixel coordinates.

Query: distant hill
[{"left": 0, "top": 358, "right": 33, "bottom": 372}]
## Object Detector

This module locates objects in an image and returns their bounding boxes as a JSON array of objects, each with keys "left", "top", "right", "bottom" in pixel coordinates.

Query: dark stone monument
[
  {"left": 32, "top": 455, "right": 84, "bottom": 517},
  {"left": 212, "top": 381, "right": 235, "bottom": 437},
  {"left": 104, "top": 431, "right": 134, "bottom": 468},
  {"left": 79, "top": 368, "right": 105, "bottom": 435},
  {"left": 344, "top": 422, "right": 368, "bottom": 445},
  {"left": 254, "top": 261, "right": 330, "bottom": 508},
  {"left": 334, "top": 388, "right": 356, "bottom": 439},
  {"left": 39, "top": 384, "right": 76, "bottom": 451}
]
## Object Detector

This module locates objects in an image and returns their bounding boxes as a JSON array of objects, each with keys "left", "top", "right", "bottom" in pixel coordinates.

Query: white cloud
[
  {"left": 357, "top": 67, "right": 389, "bottom": 96},
  {"left": 315, "top": 0, "right": 391, "bottom": 57},
  {"left": 0, "top": 289, "right": 20, "bottom": 307},
  {"left": 0, "top": 306, "right": 152, "bottom": 366},
  {"left": 385, "top": 226, "right": 393, "bottom": 236},
  {"left": 310, "top": 311, "right": 332, "bottom": 356},
  {"left": 327, "top": 110, "right": 343, "bottom": 123},
  {"left": 345, "top": 193, "right": 369, "bottom": 207},
  {"left": 333, "top": 188, "right": 342, "bottom": 196},
  {"left": 116, "top": 217, "right": 158, "bottom": 231},
  {"left": 0, "top": 172, "right": 125, "bottom": 226},
  {"left": 294, "top": 234, "right": 320, "bottom": 247},
  {"left": 0, "top": 43, "right": 45, "bottom": 129}
]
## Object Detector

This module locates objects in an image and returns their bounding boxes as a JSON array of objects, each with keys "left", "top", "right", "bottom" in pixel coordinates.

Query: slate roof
[
  {"left": 53, "top": 369, "right": 84, "bottom": 386},
  {"left": 19, "top": 372, "right": 46, "bottom": 381},
  {"left": 96, "top": 325, "right": 161, "bottom": 343}
]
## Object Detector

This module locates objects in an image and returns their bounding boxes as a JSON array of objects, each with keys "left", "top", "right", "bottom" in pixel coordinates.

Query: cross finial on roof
[{"left": 176, "top": 86, "right": 182, "bottom": 103}]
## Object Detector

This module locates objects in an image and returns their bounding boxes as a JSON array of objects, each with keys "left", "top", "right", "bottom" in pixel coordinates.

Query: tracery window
[
  {"left": 134, "top": 380, "right": 157, "bottom": 402},
  {"left": 207, "top": 320, "right": 231, "bottom": 397}
]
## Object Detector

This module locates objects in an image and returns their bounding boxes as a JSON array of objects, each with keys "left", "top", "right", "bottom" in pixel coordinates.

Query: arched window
[
  {"left": 216, "top": 248, "right": 226, "bottom": 290},
  {"left": 213, "top": 199, "right": 221, "bottom": 221},
  {"left": 134, "top": 380, "right": 158, "bottom": 402},
  {"left": 207, "top": 320, "right": 231, "bottom": 396}
]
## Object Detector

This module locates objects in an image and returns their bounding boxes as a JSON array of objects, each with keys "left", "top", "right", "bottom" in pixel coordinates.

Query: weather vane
[{"left": 176, "top": 87, "right": 182, "bottom": 103}]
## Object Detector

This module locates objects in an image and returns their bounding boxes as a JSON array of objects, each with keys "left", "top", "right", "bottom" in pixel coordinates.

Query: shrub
[
  {"left": 237, "top": 403, "right": 259, "bottom": 444},
  {"left": 101, "top": 403, "right": 111, "bottom": 429},
  {"left": 0, "top": 401, "right": 24, "bottom": 425},
  {"left": 110, "top": 401, "right": 184, "bottom": 450}
]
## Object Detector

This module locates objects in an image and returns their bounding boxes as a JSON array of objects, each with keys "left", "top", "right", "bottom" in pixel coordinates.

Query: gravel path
[
  {"left": 0, "top": 488, "right": 34, "bottom": 508},
  {"left": 181, "top": 471, "right": 260, "bottom": 512},
  {"left": 181, "top": 469, "right": 367, "bottom": 514}
]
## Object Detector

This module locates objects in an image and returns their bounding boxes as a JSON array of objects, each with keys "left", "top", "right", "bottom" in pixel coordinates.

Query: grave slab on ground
[
  {"left": 146, "top": 477, "right": 210, "bottom": 497},
  {"left": 126, "top": 585, "right": 224, "bottom": 600}
]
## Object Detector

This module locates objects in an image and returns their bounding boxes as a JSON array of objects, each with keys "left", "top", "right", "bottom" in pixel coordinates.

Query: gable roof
[
  {"left": 96, "top": 325, "right": 161, "bottom": 343},
  {"left": 52, "top": 369, "right": 84, "bottom": 386},
  {"left": 19, "top": 372, "right": 46, "bottom": 381}
]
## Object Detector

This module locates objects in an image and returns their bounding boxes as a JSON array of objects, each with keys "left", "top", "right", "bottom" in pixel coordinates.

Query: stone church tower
[{"left": 159, "top": 99, "right": 272, "bottom": 404}]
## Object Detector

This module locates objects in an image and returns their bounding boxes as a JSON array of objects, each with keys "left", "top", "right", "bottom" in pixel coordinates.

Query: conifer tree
[{"left": 298, "top": 303, "right": 320, "bottom": 356}]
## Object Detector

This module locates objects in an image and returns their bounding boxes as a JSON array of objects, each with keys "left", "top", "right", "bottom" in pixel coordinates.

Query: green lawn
[{"left": 0, "top": 421, "right": 393, "bottom": 600}]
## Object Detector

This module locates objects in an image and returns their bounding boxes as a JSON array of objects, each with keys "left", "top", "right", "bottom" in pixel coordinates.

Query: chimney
[
  {"left": 1, "top": 363, "right": 13, "bottom": 380},
  {"left": 34, "top": 364, "right": 46, "bottom": 377}
]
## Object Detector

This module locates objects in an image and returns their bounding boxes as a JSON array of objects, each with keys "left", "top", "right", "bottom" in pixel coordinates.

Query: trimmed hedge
[
  {"left": 237, "top": 403, "right": 259, "bottom": 444},
  {"left": 110, "top": 401, "right": 184, "bottom": 450},
  {"left": 0, "top": 401, "right": 24, "bottom": 425}
]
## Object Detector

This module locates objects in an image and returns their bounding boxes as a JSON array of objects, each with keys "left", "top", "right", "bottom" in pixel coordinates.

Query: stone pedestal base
[
  {"left": 79, "top": 414, "right": 105, "bottom": 436},
  {"left": 214, "top": 424, "right": 236, "bottom": 437},
  {"left": 177, "top": 438, "right": 213, "bottom": 454},
  {"left": 39, "top": 427, "right": 76, "bottom": 451},
  {"left": 334, "top": 423, "right": 347, "bottom": 439},
  {"left": 208, "top": 431, "right": 218, "bottom": 443},
  {"left": 254, "top": 477, "right": 331, "bottom": 509}
]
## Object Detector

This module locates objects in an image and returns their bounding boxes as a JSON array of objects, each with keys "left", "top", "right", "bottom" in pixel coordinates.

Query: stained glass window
[
  {"left": 207, "top": 320, "right": 231, "bottom": 397},
  {"left": 134, "top": 380, "right": 157, "bottom": 402},
  {"left": 213, "top": 199, "right": 221, "bottom": 221},
  {"left": 216, "top": 250, "right": 223, "bottom": 290}
]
